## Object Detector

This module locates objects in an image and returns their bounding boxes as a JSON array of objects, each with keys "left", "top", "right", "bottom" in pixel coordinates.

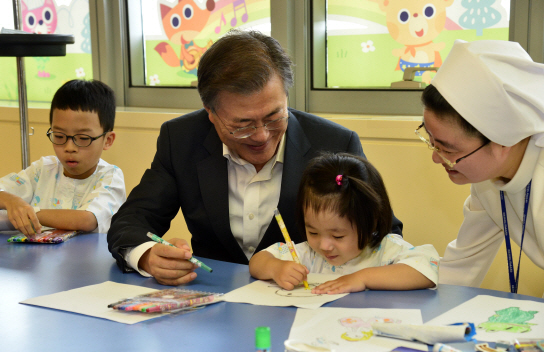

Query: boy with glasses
[{"left": 0, "top": 80, "right": 126, "bottom": 237}]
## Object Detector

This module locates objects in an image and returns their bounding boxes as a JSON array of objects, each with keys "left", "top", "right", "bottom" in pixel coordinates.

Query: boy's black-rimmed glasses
[{"left": 46, "top": 128, "right": 107, "bottom": 147}]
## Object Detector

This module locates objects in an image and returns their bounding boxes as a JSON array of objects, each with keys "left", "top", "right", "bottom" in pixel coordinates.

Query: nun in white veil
[{"left": 417, "top": 39, "right": 544, "bottom": 295}]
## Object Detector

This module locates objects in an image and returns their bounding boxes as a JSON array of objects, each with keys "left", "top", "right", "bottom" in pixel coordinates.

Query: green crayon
[{"left": 146, "top": 232, "right": 213, "bottom": 273}]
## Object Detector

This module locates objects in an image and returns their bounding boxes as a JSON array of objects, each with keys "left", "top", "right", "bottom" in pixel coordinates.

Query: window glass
[
  {"left": 137, "top": 0, "right": 271, "bottom": 87},
  {"left": 0, "top": 0, "right": 93, "bottom": 102},
  {"left": 324, "top": 0, "right": 510, "bottom": 88}
]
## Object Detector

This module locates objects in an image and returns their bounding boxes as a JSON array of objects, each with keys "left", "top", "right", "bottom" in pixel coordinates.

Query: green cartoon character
[{"left": 478, "top": 307, "right": 538, "bottom": 333}]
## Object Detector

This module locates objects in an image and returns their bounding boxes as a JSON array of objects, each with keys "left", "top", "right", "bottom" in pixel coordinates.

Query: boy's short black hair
[
  {"left": 296, "top": 153, "right": 393, "bottom": 251},
  {"left": 421, "top": 84, "right": 489, "bottom": 143},
  {"left": 49, "top": 79, "right": 116, "bottom": 132}
]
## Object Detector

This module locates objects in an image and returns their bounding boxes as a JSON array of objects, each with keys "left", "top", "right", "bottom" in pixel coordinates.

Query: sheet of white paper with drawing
[
  {"left": 222, "top": 274, "right": 348, "bottom": 309},
  {"left": 288, "top": 307, "right": 427, "bottom": 352},
  {"left": 20, "top": 281, "right": 168, "bottom": 324},
  {"left": 425, "top": 295, "right": 544, "bottom": 342}
]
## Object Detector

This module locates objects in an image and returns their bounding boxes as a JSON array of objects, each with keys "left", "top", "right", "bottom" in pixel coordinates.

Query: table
[{"left": 1, "top": 233, "right": 543, "bottom": 352}]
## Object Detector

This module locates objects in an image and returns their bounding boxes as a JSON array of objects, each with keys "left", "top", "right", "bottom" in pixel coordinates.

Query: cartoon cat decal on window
[
  {"left": 22, "top": 0, "right": 58, "bottom": 34},
  {"left": 21, "top": 0, "right": 58, "bottom": 78},
  {"left": 155, "top": 0, "right": 215, "bottom": 74}
]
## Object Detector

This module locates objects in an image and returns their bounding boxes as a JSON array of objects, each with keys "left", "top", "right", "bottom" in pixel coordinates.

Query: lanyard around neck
[{"left": 499, "top": 180, "right": 532, "bottom": 294}]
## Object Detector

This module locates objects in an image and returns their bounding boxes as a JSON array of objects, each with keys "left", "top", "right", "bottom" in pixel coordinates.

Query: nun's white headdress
[{"left": 431, "top": 40, "right": 544, "bottom": 147}]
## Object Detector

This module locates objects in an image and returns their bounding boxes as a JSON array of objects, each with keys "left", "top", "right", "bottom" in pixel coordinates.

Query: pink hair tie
[{"left": 335, "top": 175, "right": 343, "bottom": 186}]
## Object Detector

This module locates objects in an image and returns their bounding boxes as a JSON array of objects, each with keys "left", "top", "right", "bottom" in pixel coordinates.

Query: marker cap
[{"left": 255, "top": 326, "right": 271, "bottom": 349}]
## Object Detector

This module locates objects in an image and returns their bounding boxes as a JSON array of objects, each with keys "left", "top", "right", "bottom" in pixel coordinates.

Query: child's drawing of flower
[
  {"left": 361, "top": 40, "right": 375, "bottom": 53},
  {"left": 149, "top": 74, "right": 160, "bottom": 86},
  {"left": 75, "top": 67, "right": 85, "bottom": 78}
]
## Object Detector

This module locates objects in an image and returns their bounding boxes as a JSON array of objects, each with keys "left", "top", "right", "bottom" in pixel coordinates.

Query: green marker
[
  {"left": 255, "top": 326, "right": 271, "bottom": 352},
  {"left": 146, "top": 232, "right": 213, "bottom": 273}
]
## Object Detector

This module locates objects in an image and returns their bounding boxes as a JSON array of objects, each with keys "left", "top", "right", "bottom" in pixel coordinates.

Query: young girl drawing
[{"left": 249, "top": 153, "right": 439, "bottom": 294}]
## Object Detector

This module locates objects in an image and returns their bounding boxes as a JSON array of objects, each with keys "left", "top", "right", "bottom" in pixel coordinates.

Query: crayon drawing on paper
[
  {"left": 221, "top": 273, "right": 348, "bottom": 309},
  {"left": 478, "top": 307, "right": 538, "bottom": 333},
  {"left": 288, "top": 307, "right": 427, "bottom": 352},
  {"left": 426, "top": 295, "right": 544, "bottom": 342}
]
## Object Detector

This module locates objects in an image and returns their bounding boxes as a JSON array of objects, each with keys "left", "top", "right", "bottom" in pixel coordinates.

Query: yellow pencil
[{"left": 273, "top": 208, "right": 310, "bottom": 290}]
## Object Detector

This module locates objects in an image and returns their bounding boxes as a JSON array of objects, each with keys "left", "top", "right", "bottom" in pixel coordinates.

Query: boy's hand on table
[
  {"left": 2, "top": 193, "right": 41, "bottom": 238},
  {"left": 272, "top": 261, "right": 309, "bottom": 291},
  {"left": 138, "top": 237, "right": 198, "bottom": 286}
]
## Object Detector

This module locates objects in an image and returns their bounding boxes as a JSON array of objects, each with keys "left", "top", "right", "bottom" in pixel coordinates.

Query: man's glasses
[
  {"left": 213, "top": 110, "right": 289, "bottom": 139},
  {"left": 415, "top": 123, "right": 489, "bottom": 168},
  {"left": 47, "top": 128, "right": 107, "bottom": 147}
]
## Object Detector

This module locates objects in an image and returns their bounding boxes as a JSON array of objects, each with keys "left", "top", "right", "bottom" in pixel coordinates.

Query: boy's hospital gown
[{"left": 0, "top": 156, "right": 126, "bottom": 233}]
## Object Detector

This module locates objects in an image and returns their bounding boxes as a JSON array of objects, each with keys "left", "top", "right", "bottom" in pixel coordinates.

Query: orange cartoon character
[
  {"left": 372, "top": 0, "right": 455, "bottom": 83},
  {"left": 155, "top": 0, "right": 215, "bottom": 74}
]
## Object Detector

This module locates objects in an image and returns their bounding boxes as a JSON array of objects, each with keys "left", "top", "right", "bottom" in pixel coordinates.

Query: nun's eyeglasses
[{"left": 415, "top": 123, "right": 489, "bottom": 168}]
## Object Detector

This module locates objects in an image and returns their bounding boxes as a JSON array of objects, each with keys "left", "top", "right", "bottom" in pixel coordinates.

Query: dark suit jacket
[{"left": 107, "top": 108, "right": 403, "bottom": 271}]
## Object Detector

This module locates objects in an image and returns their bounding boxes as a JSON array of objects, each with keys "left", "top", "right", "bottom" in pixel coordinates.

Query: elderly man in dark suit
[{"left": 107, "top": 30, "right": 402, "bottom": 285}]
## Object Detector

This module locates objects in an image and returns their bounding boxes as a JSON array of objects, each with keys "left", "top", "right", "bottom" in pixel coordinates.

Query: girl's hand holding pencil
[
  {"left": 273, "top": 209, "right": 310, "bottom": 290},
  {"left": 248, "top": 209, "right": 310, "bottom": 291},
  {"left": 270, "top": 259, "right": 309, "bottom": 291}
]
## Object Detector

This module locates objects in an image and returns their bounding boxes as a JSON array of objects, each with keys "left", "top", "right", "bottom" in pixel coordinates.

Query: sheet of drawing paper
[
  {"left": 20, "top": 281, "right": 167, "bottom": 324},
  {"left": 425, "top": 295, "right": 544, "bottom": 342},
  {"left": 222, "top": 274, "right": 349, "bottom": 309},
  {"left": 288, "top": 307, "right": 427, "bottom": 352}
]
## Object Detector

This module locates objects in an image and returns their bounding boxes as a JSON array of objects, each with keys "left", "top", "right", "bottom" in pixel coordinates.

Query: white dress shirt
[
  {"left": 225, "top": 135, "right": 285, "bottom": 259},
  {"left": 124, "top": 136, "right": 286, "bottom": 276}
]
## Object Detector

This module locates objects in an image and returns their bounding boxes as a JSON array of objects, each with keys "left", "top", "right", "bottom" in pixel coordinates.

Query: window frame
[
  {"left": 91, "top": 0, "right": 299, "bottom": 110},
  {"left": 306, "top": 0, "right": 540, "bottom": 115},
  {"left": 89, "top": 0, "right": 543, "bottom": 114}
]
